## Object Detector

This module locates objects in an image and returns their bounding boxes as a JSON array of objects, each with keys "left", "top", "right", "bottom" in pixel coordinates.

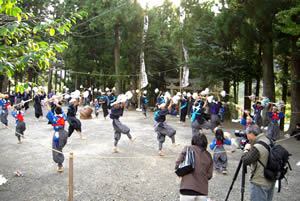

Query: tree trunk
[
  {"left": 262, "top": 40, "right": 275, "bottom": 101},
  {"left": 1, "top": 71, "right": 9, "bottom": 93},
  {"left": 54, "top": 68, "right": 57, "bottom": 93},
  {"left": 288, "top": 36, "right": 300, "bottom": 133},
  {"left": 223, "top": 79, "right": 230, "bottom": 102},
  {"left": 28, "top": 67, "right": 33, "bottom": 82},
  {"left": 280, "top": 57, "right": 288, "bottom": 131},
  {"left": 244, "top": 80, "right": 252, "bottom": 110},
  {"left": 262, "top": 40, "right": 275, "bottom": 126},
  {"left": 255, "top": 78, "right": 260, "bottom": 97},
  {"left": 48, "top": 67, "right": 53, "bottom": 94},
  {"left": 114, "top": 24, "right": 121, "bottom": 95}
]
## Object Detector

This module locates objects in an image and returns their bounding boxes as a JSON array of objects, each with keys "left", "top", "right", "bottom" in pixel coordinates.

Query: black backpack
[{"left": 256, "top": 140, "right": 292, "bottom": 192}]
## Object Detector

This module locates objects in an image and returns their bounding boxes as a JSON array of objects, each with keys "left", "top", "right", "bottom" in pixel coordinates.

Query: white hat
[
  {"left": 69, "top": 98, "right": 76, "bottom": 103},
  {"left": 158, "top": 103, "right": 166, "bottom": 109},
  {"left": 154, "top": 88, "right": 159, "bottom": 94},
  {"left": 143, "top": 90, "right": 147, "bottom": 95}
]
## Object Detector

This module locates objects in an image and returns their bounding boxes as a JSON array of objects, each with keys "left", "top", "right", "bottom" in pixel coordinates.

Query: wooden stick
[{"left": 69, "top": 152, "right": 74, "bottom": 201}]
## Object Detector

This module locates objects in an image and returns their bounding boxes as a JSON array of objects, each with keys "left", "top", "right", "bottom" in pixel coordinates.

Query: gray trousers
[
  {"left": 191, "top": 119, "right": 211, "bottom": 137},
  {"left": 52, "top": 129, "right": 68, "bottom": 167},
  {"left": 142, "top": 103, "right": 147, "bottom": 117},
  {"left": 254, "top": 114, "right": 263, "bottom": 128},
  {"left": 113, "top": 119, "right": 132, "bottom": 146},
  {"left": 210, "top": 114, "right": 220, "bottom": 131},
  {"left": 155, "top": 122, "right": 176, "bottom": 150},
  {"left": 1, "top": 110, "right": 8, "bottom": 126},
  {"left": 213, "top": 146, "right": 228, "bottom": 171},
  {"left": 267, "top": 122, "right": 280, "bottom": 141},
  {"left": 16, "top": 121, "right": 26, "bottom": 141},
  {"left": 250, "top": 183, "right": 275, "bottom": 201}
]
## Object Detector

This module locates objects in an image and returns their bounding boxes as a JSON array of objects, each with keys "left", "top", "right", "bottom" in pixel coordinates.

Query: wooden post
[{"left": 69, "top": 152, "right": 73, "bottom": 201}]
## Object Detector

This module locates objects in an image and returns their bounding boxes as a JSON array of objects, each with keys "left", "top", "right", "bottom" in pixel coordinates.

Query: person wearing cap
[
  {"left": 99, "top": 92, "right": 109, "bottom": 120},
  {"left": 154, "top": 98, "right": 178, "bottom": 156},
  {"left": 46, "top": 99, "right": 68, "bottom": 172},
  {"left": 140, "top": 90, "right": 148, "bottom": 118},
  {"left": 0, "top": 93, "right": 10, "bottom": 126},
  {"left": 110, "top": 99, "right": 136, "bottom": 153},
  {"left": 267, "top": 103, "right": 285, "bottom": 141},
  {"left": 11, "top": 105, "right": 26, "bottom": 144},
  {"left": 67, "top": 99, "right": 84, "bottom": 140}
]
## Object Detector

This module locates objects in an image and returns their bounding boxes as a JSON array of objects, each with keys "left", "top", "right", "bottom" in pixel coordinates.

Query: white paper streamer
[{"left": 141, "top": 15, "right": 149, "bottom": 88}]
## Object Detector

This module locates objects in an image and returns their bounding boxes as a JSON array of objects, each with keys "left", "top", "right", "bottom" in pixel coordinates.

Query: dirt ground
[{"left": 0, "top": 106, "right": 299, "bottom": 201}]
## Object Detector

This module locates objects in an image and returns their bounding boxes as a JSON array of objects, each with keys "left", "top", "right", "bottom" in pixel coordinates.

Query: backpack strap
[{"left": 255, "top": 141, "right": 270, "bottom": 167}]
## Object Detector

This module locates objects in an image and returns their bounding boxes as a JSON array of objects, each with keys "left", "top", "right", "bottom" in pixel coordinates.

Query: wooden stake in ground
[{"left": 69, "top": 152, "right": 73, "bottom": 201}]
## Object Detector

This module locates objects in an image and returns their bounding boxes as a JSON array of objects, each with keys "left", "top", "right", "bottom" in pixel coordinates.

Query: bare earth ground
[{"left": 0, "top": 106, "right": 299, "bottom": 201}]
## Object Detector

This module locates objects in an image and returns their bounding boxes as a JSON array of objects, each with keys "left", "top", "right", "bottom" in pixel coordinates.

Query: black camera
[{"left": 234, "top": 130, "right": 248, "bottom": 150}]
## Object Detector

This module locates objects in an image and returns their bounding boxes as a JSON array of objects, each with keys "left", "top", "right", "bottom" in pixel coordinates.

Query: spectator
[
  {"left": 241, "top": 125, "right": 275, "bottom": 201},
  {"left": 175, "top": 135, "right": 213, "bottom": 201}
]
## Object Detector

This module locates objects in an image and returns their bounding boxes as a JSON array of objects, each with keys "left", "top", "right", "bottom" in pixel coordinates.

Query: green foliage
[{"left": 0, "top": 0, "right": 86, "bottom": 77}]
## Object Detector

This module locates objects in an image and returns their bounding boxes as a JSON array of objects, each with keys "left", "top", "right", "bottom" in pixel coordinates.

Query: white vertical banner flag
[
  {"left": 180, "top": 7, "right": 189, "bottom": 88},
  {"left": 141, "top": 15, "right": 149, "bottom": 88}
]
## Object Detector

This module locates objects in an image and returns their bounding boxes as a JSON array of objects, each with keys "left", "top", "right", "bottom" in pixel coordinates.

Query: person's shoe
[
  {"left": 159, "top": 151, "right": 165, "bottom": 156},
  {"left": 172, "top": 143, "right": 179, "bottom": 147},
  {"left": 57, "top": 167, "right": 64, "bottom": 172},
  {"left": 222, "top": 170, "right": 228, "bottom": 175},
  {"left": 17, "top": 141, "right": 22, "bottom": 144},
  {"left": 21, "top": 135, "right": 24, "bottom": 139},
  {"left": 131, "top": 137, "right": 136, "bottom": 142},
  {"left": 113, "top": 147, "right": 119, "bottom": 153}
]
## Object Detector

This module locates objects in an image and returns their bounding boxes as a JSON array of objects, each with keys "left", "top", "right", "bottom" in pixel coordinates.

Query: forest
[{"left": 0, "top": 0, "right": 300, "bottom": 132}]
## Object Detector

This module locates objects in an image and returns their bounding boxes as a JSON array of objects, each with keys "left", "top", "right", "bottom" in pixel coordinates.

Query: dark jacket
[{"left": 175, "top": 145, "right": 213, "bottom": 195}]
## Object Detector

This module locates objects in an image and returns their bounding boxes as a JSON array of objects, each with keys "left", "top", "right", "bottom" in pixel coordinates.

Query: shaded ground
[{"left": 0, "top": 106, "right": 299, "bottom": 201}]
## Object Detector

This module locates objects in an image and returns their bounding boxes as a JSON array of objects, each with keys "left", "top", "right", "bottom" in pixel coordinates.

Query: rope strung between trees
[{"left": 1, "top": 119, "right": 299, "bottom": 160}]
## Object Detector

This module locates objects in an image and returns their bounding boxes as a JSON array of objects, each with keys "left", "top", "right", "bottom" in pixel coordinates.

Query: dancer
[
  {"left": 179, "top": 95, "right": 188, "bottom": 125},
  {"left": 92, "top": 99, "right": 100, "bottom": 118},
  {"left": 240, "top": 109, "right": 255, "bottom": 129},
  {"left": 208, "top": 93, "right": 222, "bottom": 131},
  {"left": 267, "top": 103, "right": 285, "bottom": 141},
  {"left": 111, "top": 99, "right": 136, "bottom": 153},
  {"left": 0, "top": 93, "right": 10, "bottom": 126},
  {"left": 191, "top": 95, "right": 211, "bottom": 136},
  {"left": 46, "top": 100, "right": 68, "bottom": 172},
  {"left": 67, "top": 99, "right": 84, "bottom": 139},
  {"left": 23, "top": 89, "right": 30, "bottom": 112},
  {"left": 99, "top": 92, "right": 109, "bottom": 120},
  {"left": 209, "top": 128, "right": 231, "bottom": 174},
  {"left": 253, "top": 100, "right": 265, "bottom": 128},
  {"left": 140, "top": 90, "right": 148, "bottom": 118},
  {"left": 11, "top": 106, "right": 26, "bottom": 144},
  {"left": 154, "top": 98, "right": 178, "bottom": 156},
  {"left": 34, "top": 93, "right": 43, "bottom": 120}
]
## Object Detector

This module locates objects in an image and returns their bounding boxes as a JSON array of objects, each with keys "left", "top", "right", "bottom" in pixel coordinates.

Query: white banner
[
  {"left": 141, "top": 15, "right": 149, "bottom": 88},
  {"left": 182, "top": 40, "right": 189, "bottom": 88},
  {"left": 180, "top": 7, "right": 189, "bottom": 88}
]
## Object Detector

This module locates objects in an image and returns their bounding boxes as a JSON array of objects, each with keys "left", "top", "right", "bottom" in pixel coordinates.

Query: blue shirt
[
  {"left": 46, "top": 110, "right": 67, "bottom": 131},
  {"left": 209, "top": 139, "right": 231, "bottom": 150},
  {"left": 12, "top": 110, "right": 24, "bottom": 125}
]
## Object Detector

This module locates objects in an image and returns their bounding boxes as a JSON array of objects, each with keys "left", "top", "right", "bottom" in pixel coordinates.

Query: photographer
[{"left": 241, "top": 125, "right": 275, "bottom": 201}]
